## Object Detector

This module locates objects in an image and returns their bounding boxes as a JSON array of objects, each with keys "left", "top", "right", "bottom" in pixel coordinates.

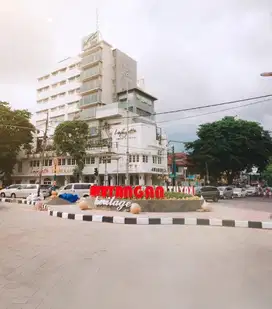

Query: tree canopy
[
  {"left": 0, "top": 101, "right": 35, "bottom": 181},
  {"left": 53, "top": 120, "right": 90, "bottom": 181},
  {"left": 185, "top": 116, "right": 272, "bottom": 184}
]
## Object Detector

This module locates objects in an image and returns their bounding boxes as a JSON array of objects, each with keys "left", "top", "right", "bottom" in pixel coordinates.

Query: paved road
[
  {"left": 0, "top": 203, "right": 271, "bottom": 309},
  {"left": 221, "top": 198, "right": 272, "bottom": 212}
]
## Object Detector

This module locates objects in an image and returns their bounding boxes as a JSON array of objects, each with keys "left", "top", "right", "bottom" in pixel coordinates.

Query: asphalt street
[
  {"left": 0, "top": 202, "right": 271, "bottom": 309},
  {"left": 220, "top": 197, "right": 272, "bottom": 212}
]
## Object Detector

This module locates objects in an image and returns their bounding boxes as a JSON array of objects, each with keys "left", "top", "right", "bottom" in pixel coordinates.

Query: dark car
[{"left": 195, "top": 186, "right": 220, "bottom": 202}]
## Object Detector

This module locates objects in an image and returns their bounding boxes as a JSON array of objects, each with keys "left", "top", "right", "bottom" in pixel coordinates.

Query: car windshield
[
  {"left": 218, "top": 187, "right": 225, "bottom": 191},
  {"left": 40, "top": 185, "right": 50, "bottom": 189},
  {"left": 233, "top": 188, "right": 241, "bottom": 192},
  {"left": 6, "top": 185, "right": 20, "bottom": 189}
]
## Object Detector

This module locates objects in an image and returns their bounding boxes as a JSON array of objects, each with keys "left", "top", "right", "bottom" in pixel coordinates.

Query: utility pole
[
  {"left": 205, "top": 162, "right": 209, "bottom": 185},
  {"left": 172, "top": 145, "right": 176, "bottom": 187},
  {"left": 125, "top": 73, "right": 130, "bottom": 186},
  {"left": 37, "top": 111, "right": 49, "bottom": 196}
]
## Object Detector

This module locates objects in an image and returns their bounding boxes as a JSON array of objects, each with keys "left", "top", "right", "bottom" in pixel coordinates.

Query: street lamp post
[{"left": 37, "top": 111, "right": 49, "bottom": 197}]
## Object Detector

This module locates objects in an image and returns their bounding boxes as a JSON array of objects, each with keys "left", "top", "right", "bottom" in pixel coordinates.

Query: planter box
[{"left": 138, "top": 199, "right": 203, "bottom": 212}]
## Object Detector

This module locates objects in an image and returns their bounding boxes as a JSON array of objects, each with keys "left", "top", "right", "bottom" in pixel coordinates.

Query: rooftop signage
[{"left": 82, "top": 31, "right": 100, "bottom": 51}]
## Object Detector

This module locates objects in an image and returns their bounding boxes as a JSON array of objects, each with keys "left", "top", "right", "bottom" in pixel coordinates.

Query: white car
[
  {"left": 233, "top": 188, "right": 247, "bottom": 198},
  {"left": 0, "top": 184, "right": 21, "bottom": 197},
  {"left": 6, "top": 184, "right": 48, "bottom": 199},
  {"left": 58, "top": 183, "right": 93, "bottom": 198},
  {"left": 245, "top": 186, "right": 257, "bottom": 196}
]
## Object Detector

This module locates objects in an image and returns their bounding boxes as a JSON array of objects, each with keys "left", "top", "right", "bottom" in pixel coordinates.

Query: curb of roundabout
[
  {"left": 48, "top": 209, "right": 272, "bottom": 230},
  {"left": 1, "top": 197, "right": 271, "bottom": 230},
  {"left": 0, "top": 197, "right": 36, "bottom": 205}
]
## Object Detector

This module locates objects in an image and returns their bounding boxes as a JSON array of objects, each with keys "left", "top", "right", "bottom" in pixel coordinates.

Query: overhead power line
[
  {"left": 157, "top": 97, "right": 272, "bottom": 124},
  {"left": 1, "top": 93, "right": 272, "bottom": 131},
  {"left": 155, "top": 93, "right": 272, "bottom": 116}
]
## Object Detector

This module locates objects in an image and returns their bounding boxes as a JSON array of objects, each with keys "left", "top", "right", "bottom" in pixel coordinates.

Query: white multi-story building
[
  {"left": 34, "top": 56, "right": 81, "bottom": 137},
  {"left": 12, "top": 31, "right": 168, "bottom": 186}
]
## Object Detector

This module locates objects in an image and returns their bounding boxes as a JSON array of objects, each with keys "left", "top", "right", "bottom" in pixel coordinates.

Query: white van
[
  {"left": 3, "top": 184, "right": 48, "bottom": 199},
  {"left": 0, "top": 184, "right": 21, "bottom": 197},
  {"left": 58, "top": 183, "right": 93, "bottom": 198}
]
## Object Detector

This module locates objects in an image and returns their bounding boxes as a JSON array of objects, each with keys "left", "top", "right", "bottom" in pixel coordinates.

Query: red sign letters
[{"left": 90, "top": 186, "right": 165, "bottom": 199}]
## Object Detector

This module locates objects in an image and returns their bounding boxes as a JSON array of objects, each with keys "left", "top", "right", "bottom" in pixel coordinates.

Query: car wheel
[
  {"left": 0, "top": 192, "right": 5, "bottom": 197},
  {"left": 213, "top": 196, "right": 218, "bottom": 202},
  {"left": 231, "top": 195, "right": 234, "bottom": 199},
  {"left": 11, "top": 193, "right": 16, "bottom": 199}
]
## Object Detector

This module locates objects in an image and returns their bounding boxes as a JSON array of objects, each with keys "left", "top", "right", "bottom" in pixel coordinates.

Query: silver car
[
  {"left": 0, "top": 184, "right": 21, "bottom": 197},
  {"left": 218, "top": 186, "right": 234, "bottom": 199}
]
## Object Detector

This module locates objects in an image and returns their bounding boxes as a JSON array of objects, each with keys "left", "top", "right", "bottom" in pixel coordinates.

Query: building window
[
  {"left": 158, "top": 157, "right": 162, "bottom": 164},
  {"left": 67, "top": 158, "right": 72, "bottom": 165},
  {"left": 48, "top": 159, "right": 52, "bottom": 166},
  {"left": 90, "top": 157, "right": 95, "bottom": 164},
  {"left": 90, "top": 127, "right": 97, "bottom": 136},
  {"left": 30, "top": 160, "right": 40, "bottom": 167},
  {"left": 136, "top": 155, "right": 139, "bottom": 162},
  {"left": 52, "top": 83, "right": 58, "bottom": 88},
  {"left": 44, "top": 159, "right": 49, "bottom": 166},
  {"left": 71, "top": 159, "right": 76, "bottom": 165},
  {"left": 152, "top": 156, "right": 157, "bottom": 164},
  {"left": 85, "top": 157, "right": 90, "bottom": 165},
  {"left": 68, "top": 76, "right": 76, "bottom": 82},
  {"left": 60, "top": 80, "right": 66, "bottom": 86},
  {"left": 143, "top": 155, "right": 148, "bottom": 163},
  {"left": 129, "top": 155, "right": 132, "bottom": 163},
  {"left": 59, "top": 92, "right": 66, "bottom": 97},
  {"left": 18, "top": 161, "right": 22, "bottom": 173},
  {"left": 51, "top": 95, "right": 57, "bottom": 100},
  {"left": 99, "top": 157, "right": 111, "bottom": 164},
  {"left": 44, "top": 178, "right": 52, "bottom": 185}
]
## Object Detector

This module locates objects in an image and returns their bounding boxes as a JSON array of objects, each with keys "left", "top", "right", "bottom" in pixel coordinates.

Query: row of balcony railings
[
  {"left": 80, "top": 65, "right": 101, "bottom": 80},
  {"left": 81, "top": 52, "right": 102, "bottom": 67},
  {"left": 79, "top": 92, "right": 101, "bottom": 108},
  {"left": 80, "top": 79, "right": 101, "bottom": 93}
]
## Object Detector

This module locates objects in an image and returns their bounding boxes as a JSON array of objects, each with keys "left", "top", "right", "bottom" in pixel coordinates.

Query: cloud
[
  {"left": 1, "top": 0, "right": 272, "bottom": 140},
  {"left": 0, "top": 1, "right": 56, "bottom": 84}
]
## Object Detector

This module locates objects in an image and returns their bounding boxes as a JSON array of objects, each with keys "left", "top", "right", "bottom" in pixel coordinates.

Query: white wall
[{"left": 101, "top": 42, "right": 114, "bottom": 104}]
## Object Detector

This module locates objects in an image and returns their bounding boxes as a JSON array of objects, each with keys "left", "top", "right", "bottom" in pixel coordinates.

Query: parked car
[
  {"left": 57, "top": 183, "right": 93, "bottom": 198},
  {"left": 39, "top": 184, "right": 52, "bottom": 197},
  {"left": 5, "top": 184, "right": 48, "bottom": 199},
  {"left": 0, "top": 184, "right": 21, "bottom": 197},
  {"left": 218, "top": 186, "right": 234, "bottom": 199},
  {"left": 195, "top": 186, "right": 220, "bottom": 202},
  {"left": 245, "top": 186, "right": 257, "bottom": 196},
  {"left": 233, "top": 187, "right": 247, "bottom": 198}
]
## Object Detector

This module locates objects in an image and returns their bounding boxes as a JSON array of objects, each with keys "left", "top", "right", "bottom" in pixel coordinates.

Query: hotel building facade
[{"left": 12, "top": 31, "right": 168, "bottom": 186}]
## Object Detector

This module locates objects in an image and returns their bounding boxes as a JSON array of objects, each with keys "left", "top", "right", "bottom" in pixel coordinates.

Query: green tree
[
  {"left": 261, "top": 158, "right": 272, "bottom": 186},
  {"left": 185, "top": 116, "right": 272, "bottom": 184},
  {"left": 53, "top": 120, "right": 90, "bottom": 182},
  {"left": 0, "top": 101, "right": 35, "bottom": 183}
]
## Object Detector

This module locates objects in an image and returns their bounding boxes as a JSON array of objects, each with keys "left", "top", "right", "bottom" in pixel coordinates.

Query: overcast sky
[{"left": 1, "top": 0, "right": 272, "bottom": 145}]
